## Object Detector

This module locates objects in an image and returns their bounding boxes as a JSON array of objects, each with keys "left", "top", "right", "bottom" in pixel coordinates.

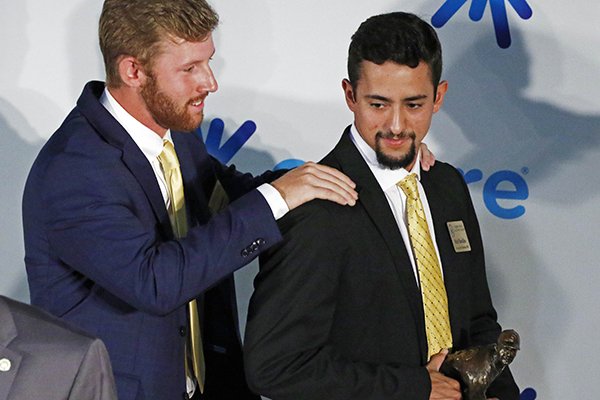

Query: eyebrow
[
  {"left": 365, "top": 94, "right": 390, "bottom": 102},
  {"left": 404, "top": 94, "right": 428, "bottom": 102},
  {"left": 182, "top": 49, "right": 216, "bottom": 67},
  {"left": 364, "top": 94, "right": 429, "bottom": 102}
]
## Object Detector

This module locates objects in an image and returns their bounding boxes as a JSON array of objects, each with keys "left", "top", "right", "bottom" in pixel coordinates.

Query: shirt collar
[
  {"left": 100, "top": 88, "right": 173, "bottom": 160},
  {"left": 349, "top": 124, "right": 421, "bottom": 191}
]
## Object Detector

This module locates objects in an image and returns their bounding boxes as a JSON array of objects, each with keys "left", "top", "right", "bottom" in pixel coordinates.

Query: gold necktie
[
  {"left": 158, "top": 140, "right": 205, "bottom": 393},
  {"left": 398, "top": 173, "right": 452, "bottom": 360}
]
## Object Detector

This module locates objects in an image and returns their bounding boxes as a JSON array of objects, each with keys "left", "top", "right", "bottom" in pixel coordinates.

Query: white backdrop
[{"left": 2, "top": 1, "right": 599, "bottom": 399}]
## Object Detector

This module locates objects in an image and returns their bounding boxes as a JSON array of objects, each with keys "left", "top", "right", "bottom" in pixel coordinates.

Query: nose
[
  {"left": 198, "top": 65, "right": 218, "bottom": 94},
  {"left": 389, "top": 107, "right": 403, "bottom": 135}
]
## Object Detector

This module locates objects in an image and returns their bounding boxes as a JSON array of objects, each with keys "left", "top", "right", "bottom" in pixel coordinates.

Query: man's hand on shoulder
[
  {"left": 426, "top": 349, "right": 462, "bottom": 400},
  {"left": 420, "top": 142, "right": 436, "bottom": 171},
  {"left": 272, "top": 162, "right": 358, "bottom": 210}
]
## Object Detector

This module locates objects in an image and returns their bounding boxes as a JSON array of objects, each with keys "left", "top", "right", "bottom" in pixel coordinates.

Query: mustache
[
  {"left": 376, "top": 131, "right": 416, "bottom": 140},
  {"left": 188, "top": 94, "right": 208, "bottom": 105}
]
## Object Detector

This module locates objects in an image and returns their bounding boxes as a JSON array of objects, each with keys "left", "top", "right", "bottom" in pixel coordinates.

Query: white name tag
[{"left": 446, "top": 220, "right": 471, "bottom": 253}]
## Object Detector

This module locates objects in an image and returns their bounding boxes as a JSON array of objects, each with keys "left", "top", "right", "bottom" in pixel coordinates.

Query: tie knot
[
  {"left": 158, "top": 140, "right": 180, "bottom": 171},
  {"left": 398, "top": 173, "right": 419, "bottom": 199}
]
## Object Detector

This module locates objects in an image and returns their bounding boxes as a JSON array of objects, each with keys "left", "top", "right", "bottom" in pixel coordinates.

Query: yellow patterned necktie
[
  {"left": 398, "top": 173, "right": 453, "bottom": 360},
  {"left": 158, "top": 140, "right": 205, "bottom": 393}
]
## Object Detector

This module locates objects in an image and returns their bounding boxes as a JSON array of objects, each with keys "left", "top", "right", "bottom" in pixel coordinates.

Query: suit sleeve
[
  {"left": 68, "top": 339, "right": 118, "bottom": 400},
  {"left": 35, "top": 143, "right": 282, "bottom": 316},
  {"left": 210, "top": 155, "right": 286, "bottom": 202},
  {"left": 244, "top": 203, "right": 430, "bottom": 400}
]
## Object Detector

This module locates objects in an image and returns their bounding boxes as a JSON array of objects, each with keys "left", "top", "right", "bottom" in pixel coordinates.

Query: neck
[{"left": 107, "top": 85, "right": 167, "bottom": 137}]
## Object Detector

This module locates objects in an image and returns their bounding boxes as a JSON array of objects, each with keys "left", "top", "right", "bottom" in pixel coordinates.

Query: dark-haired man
[{"left": 244, "top": 12, "right": 519, "bottom": 400}]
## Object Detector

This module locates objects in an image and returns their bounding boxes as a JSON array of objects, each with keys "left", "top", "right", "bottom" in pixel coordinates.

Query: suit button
[
  {"left": 241, "top": 248, "right": 250, "bottom": 257},
  {"left": 179, "top": 326, "right": 186, "bottom": 337},
  {"left": 0, "top": 358, "right": 11, "bottom": 372},
  {"left": 257, "top": 238, "right": 266, "bottom": 246},
  {"left": 251, "top": 242, "right": 259, "bottom": 252}
]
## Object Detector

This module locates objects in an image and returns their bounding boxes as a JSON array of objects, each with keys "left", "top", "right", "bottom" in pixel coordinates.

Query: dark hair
[{"left": 347, "top": 12, "right": 442, "bottom": 90}]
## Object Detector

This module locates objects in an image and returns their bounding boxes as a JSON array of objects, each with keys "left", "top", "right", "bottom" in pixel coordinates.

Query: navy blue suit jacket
[{"left": 23, "top": 81, "right": 282, "bottom": 400}]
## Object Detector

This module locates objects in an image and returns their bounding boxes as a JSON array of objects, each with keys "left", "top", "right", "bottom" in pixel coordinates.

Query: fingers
[
  {"left": 426, "top": 349, "right": 449, "bottom": 372},
  {"left": 428, "top": 370, "right": 462, "bottom": 400},
  {"left": 304, "top": 162, "right": 356, "bottom": 189},
  {"left": 271, "top": 162, "right": 358, "bottom": 210},
  {"left": 419, "top": 142, "right": 436, "bottom": 171},
  {"left": 427, "top": 349, "right": 461, "bottom": 400}
]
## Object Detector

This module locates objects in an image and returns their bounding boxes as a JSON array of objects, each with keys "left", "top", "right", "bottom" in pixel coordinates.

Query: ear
[
  {"left": 433, "top": 80, "right": 448, "bottom": 113},
  {"left": 117, "top": 55, "right": 147, "bottom": 88},
  {"left": 342, "top": 78, "right": 357, "bottom": 111}
]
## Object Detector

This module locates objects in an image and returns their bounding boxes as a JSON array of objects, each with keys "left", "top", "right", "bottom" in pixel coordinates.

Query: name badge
[{"left": 446, "top": 221, "right": 471, "bottom": 253}]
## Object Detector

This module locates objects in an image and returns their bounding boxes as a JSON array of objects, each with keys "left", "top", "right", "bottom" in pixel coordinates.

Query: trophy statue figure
[{"left": 440, "top": 330, "right": 520, "bottom": 400}]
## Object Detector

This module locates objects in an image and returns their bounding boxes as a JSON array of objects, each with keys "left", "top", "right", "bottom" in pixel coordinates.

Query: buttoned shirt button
[
  {"left": 179, "top": 326, "right": 187, "bottom": 337},
  {"left": 0, "top": 358, "right": 11, "bottom": 372}
]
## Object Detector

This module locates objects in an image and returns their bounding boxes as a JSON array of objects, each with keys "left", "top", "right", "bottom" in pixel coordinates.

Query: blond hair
[{"left": 99, "top": 0, "right": 219, "bottom": 87}]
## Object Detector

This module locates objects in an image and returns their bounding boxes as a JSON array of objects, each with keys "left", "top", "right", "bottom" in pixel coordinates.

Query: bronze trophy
[{"left": 440, "top": 330, "right": 520, "bottom": 400}]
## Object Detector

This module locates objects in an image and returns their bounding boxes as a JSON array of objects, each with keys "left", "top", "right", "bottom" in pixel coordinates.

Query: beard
[
  {"left": 140, "top": 73, "right": 204, "bottom": 133},
  {"left": 374, "top": 130, "right": 417, "bottom": 170}
]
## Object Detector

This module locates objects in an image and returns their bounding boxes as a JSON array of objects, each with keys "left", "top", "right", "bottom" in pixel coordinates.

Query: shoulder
[
  {"left": 3, "top": 296, "right": 96, "bottom": 351},
  {"left": 422, "top": 160, "right": 470, "bottom": 197},
  {"left": 424, "top": 160, "right": 464, "bottom": 183},
  {"left": 29, "top": 116, "right": 119, "bottom": 194},
  {"left": 278, "top": 198, "right": 344, "bottom": 235}
]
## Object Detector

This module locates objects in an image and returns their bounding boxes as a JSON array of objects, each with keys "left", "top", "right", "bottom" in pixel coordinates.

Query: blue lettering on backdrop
[
  {"left": 458, "top": 168, "right": 529, "bottom": 219},
  {"left": 431, "top": 0, "right": 533, "bottom": 48},
  {"left": 196, "top": 118, "right": 257, "bottom": 164},
  {"left": 520, "top": 387, "right": 537, "bottom": 400}
]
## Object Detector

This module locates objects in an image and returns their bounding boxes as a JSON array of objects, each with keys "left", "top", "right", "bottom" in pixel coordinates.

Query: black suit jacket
[{"left": 244, "top": 128, "right": 519, "bottom": 400}]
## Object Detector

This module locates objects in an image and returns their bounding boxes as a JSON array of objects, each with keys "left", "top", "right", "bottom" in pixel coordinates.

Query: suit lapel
[
  {"left": 330, "top": 130, "right": 427, "bottom": 357},
  {"left": 0, "top": 298, "right": 22, "bottom": 400},
  {"left": 122, "top": 141, "right": 173, "bottom": 237},
  {"left": 172, "top": 133, "right": 213, "bottom": 227},
  {"left": 77, "top": 81, "right": 172, "bottom": 237}
]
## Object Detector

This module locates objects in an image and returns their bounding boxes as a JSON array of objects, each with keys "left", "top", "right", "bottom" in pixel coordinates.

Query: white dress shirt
[
  {"left": 100, "top": 88, "right": 289, "bottom": 219},
  {"left": 349, "top": 125, "right": 444, "bottom": 285}
]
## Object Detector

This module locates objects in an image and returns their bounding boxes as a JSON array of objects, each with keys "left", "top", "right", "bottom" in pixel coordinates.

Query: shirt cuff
[{"left": 257, "top": 183, "right": 289, "bottom": 220}]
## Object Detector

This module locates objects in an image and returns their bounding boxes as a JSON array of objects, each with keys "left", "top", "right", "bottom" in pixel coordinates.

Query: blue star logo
[{"left": 431, "top": 0, "right": 533, "bottom": 48}]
